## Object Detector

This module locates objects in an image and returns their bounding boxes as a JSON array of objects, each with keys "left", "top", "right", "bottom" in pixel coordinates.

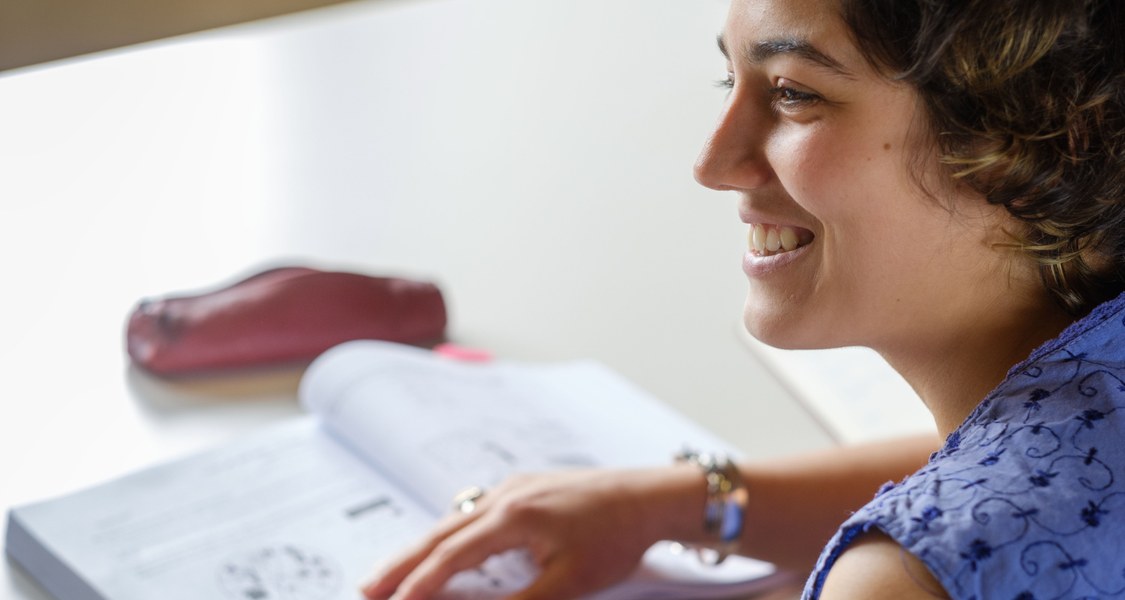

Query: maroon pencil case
[{"left": 126, "top": 266, "right": 447, "bottom": 377}]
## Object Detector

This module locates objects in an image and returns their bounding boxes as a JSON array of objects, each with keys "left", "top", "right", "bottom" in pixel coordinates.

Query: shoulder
[
  {"left": 809, "top": 396, "right": 1125, "bottom": 599},
  {"left": 812, "top": 298, "right": 1125, "bottom": 599},
  {"left": 818, "top": 531, "right": 948, "bottom": 600}
]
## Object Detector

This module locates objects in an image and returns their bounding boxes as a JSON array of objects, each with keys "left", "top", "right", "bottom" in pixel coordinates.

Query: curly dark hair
[{"left": 841, "top": 0, "right": 1125, "bottom": 315}]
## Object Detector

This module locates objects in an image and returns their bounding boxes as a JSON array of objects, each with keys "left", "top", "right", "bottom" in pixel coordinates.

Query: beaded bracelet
[{"left": 675, "top": 448, "right": 748, "bottom": 565}]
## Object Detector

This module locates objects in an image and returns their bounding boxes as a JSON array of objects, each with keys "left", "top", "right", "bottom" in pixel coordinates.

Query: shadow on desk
[{"left": 124, "top": 364, "right": 305, "bottom": 412}]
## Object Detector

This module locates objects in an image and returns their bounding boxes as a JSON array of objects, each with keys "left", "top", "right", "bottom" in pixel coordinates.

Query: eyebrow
[{"left": 717, "top": 34, "right": 854, "bottom": 78}]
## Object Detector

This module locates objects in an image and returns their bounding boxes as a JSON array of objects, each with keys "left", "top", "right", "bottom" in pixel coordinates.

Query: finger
[
  {"left": 362, "top": 511, "right": 486, "bottom": 599},
  {"left": 387, "top": 513, "right": 527, "bottom": 600},
  {"left": 506, "top": 558, "right": 588, "bottom": 600},
  {"left": 361, "top": 542, "right": 429, "bottom": 600}
]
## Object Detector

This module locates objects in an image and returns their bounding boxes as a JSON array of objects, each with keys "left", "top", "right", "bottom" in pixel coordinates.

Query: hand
[{"left": 362, "top": 467, "right": 695, "bottom": 600}]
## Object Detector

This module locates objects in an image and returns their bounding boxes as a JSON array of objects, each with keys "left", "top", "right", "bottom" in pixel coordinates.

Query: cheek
[
  {"left": 772, "top": 124, "right": 953, "bottom": 277},
  {"left": 769, "top": 123, "right": 883, "bottom": 222},
  {"left": 768, "top": 126, "right": 820, "bottom": 201}
]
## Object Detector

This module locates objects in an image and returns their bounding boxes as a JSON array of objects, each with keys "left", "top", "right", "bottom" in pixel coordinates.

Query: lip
[
  {"left": 739, "top": 205, "right": 814, "bottom": 233},
  {"left": 742, "top": 243, "right": 811, "bottom": 278},
  {"left": 739, "top": 204, "right": 802, "bottom": 226}
]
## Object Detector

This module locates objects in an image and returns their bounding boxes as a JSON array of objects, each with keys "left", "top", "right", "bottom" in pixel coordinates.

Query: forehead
[{"left": 723, "top": 0, "right": 865, "bottom": 71}]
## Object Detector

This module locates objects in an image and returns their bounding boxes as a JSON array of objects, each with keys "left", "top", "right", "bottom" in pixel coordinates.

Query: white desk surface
[{"left": 0, "top": 0, "right": 832, "bottom": 597}]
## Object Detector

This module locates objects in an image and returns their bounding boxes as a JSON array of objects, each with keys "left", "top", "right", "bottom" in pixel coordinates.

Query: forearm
[
  {"left": 641, "top": 434, "right": 940, "bottom": 573},
  {"left": 362, "top": 435, "right": 940, "bottom": 599},
  {"left": 736, "top": 433, "right": 939, "bottom": 571}
]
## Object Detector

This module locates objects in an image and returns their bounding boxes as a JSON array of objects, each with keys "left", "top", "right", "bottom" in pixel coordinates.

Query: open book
[{"left": 6, "top": 341, "right": 788, "bottom": 600}]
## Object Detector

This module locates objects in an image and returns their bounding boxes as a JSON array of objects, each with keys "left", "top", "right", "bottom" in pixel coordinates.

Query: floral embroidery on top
[{"left": 804, "top": 291, "right": 1125, "bottom": 600}]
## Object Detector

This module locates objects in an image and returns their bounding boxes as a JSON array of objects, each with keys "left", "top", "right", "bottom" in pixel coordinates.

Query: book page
[
  {"left": 299, "top": 341, "right": 741, "bottom": 514},
  {"left": 7, "top": 418, "right": 528, "bottom": 600}
]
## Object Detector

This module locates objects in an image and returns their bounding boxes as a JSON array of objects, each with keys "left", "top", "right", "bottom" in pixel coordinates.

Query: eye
[
  {"left": 767, "top": 78, "right": 821, "bottom": 112},
  {"left": 715, "top": 70, "right": 736, "bottom": 90}
]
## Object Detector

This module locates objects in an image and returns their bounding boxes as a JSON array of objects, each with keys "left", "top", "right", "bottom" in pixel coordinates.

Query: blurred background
[
  {"left": 0, "top": 0, "right": 766, "bottom": 422},
  {"left": 0, "top": 0, "right": 353, "bottom": 72}
]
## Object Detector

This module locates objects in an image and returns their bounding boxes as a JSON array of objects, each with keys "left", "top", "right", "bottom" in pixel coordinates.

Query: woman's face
[{"left": 696, "top": 0, "right": 1035, "bottom": 352}]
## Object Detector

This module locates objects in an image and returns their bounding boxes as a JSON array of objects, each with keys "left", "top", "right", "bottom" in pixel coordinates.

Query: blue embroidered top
[{"left": 804, "top": 290, "right": 1125, "bottom": 600}]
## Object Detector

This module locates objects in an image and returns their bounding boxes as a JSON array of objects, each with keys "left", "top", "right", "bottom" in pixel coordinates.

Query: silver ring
[{"left": 452, "top": 485, "right": 486, "bottom": 514}]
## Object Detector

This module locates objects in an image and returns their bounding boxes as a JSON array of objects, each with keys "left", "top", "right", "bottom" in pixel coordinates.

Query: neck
[{"left": 878, "top": 294, "right": 1075, "bottom": 439}]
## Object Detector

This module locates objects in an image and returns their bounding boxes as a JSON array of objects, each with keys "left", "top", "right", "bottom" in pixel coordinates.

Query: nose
[{"left": 693, "top": 93, "right": 772, "bottom": 191}]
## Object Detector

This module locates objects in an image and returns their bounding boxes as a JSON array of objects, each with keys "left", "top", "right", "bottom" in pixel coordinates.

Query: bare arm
[
  {"left": 735, "top": 433, "right": 939, "bottom": 572},
  {"left": 818, "top": 531, "right": 949, "bottom": 599},
  {"left": 362, "top": 433, "right": 940, "bottom": 600}
]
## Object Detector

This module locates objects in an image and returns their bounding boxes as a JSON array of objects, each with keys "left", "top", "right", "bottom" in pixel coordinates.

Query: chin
[
  {"left": 742, "top": 300, "right": 843, "bottom": 351},
  {"left": 743, "top": 319, "right": 811, "bottom": 350}
]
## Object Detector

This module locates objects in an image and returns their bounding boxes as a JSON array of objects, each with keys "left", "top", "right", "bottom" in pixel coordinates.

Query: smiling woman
[{"left": 359, "top": 0, "right": 1125, "bottom": 599}]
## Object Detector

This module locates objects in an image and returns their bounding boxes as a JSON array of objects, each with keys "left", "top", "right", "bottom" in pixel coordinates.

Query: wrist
[
  {"left": 673, "top": 449, "right": 748, "bottom": 563},
  {"left": 614, "top": 465, "right": 710, "bottom": 547}
]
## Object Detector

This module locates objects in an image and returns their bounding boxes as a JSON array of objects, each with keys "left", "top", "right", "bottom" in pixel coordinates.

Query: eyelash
[
  {"left": 714, "top": 72, "right": 822, "bottom": 111},
  {"left": 767, "top": 84, "right": 820, "bottom": 110}
]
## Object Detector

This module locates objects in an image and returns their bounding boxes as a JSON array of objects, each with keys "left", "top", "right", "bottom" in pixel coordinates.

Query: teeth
[
  {"left": 765, "top": 228, "right": 781, "bottom": 252},
  {"left": 749, "top": 224, "right": 806, "bottom": 256},
  {"left": 780, "top": 227, "right": 798, "bottom": 251},
  {"left": 751, "top": 224, "right": 767, "bottom": 254}
]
